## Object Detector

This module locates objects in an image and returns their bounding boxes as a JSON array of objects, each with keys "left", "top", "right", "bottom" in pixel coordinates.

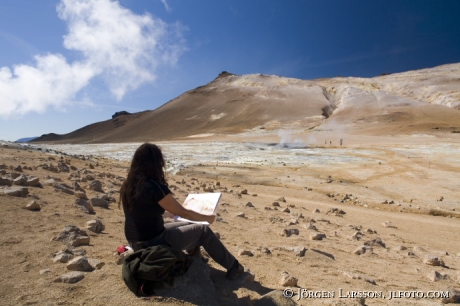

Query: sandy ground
[{"left": 1, "top": 132, "right": 459, "bottom": 305}]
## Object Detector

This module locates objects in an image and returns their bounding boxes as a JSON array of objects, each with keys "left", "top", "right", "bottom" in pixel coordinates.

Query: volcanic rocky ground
[{"left": 2, "top": 63, "right": 460, "bottom": 305}]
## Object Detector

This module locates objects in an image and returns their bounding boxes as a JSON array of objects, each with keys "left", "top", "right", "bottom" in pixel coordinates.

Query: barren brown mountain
[{"left": 31, "top": 63, "right": 460, "bottom": 144}]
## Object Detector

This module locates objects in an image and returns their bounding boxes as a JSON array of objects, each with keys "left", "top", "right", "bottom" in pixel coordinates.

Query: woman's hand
[
  {"left": 205, "top": 214, "right": 216, "bottom": 224},
  {"left": 159, "top": 194, "right": 216, "bottom": 224}
]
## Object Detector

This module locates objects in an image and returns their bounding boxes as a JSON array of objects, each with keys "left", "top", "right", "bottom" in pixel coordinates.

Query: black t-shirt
[{"left": 123, "top": 179, "right": 171, "bottom": 243}]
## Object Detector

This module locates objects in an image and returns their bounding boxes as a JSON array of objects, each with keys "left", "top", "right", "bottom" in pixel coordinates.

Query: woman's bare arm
[{"left": 158, "top": 194, "right": 216, "bottom": 224}]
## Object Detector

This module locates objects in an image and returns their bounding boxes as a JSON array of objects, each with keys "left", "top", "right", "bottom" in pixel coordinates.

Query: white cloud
[
  {"left": 0, "top": 0, "right": 186, "bottom": 118},
  {"left": 160, "top": 0, "right": 172, "bottom": 12}
]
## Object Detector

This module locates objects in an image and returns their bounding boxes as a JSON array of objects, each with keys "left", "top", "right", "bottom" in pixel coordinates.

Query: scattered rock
[
  {"left": 272, "top": 202, "right": 280, "bottom": 207},
  {"left": 13, "top": 174, "right": 27, "bottom": 185},
  {"left": 87, "top": 258, "right": 105, "bottom": 270},
  {"left": 40, "top": 269, "right": 51, "bottom": 275},
  {"left": 2, "top": 186, "right": 28, "bottom": 197},
  {"left": 304, "top": 222, "right": 317, "bottom": 230},
  {"left": 74, "top": 198, "right": 95, "bottom": 214},
  {"left": 238, "top": 249, "right": 254, "bottom": 256},
  {"left": 52, "top": 225, "right": 90, "bottom": 247},
  {"left": 66, "top": 256, "right": 95, "bottom": 272},
  {"left": 25, "top": 176, "right": 40, "bottom": 187},
  {"left": 326, "top": 208, "right": 346, "bottom": 215},
  {"left": 90, "top": 197, "right": 109, "bottom": 209},
  {"left": 0, "top": 177, "right": 13, "bottom": 186},
  {"left": 282, "top": 207, "right": 290, "bottom": 213},
  {"left": 381, "top": 221, "right": 397, "bottom": 228},
  {"left": 427, "top": 270, "right": 447, "bottom": 282},
  {"left": 423, "top": 255, "right": 445, "bottom": 267},
  {"left": 260, "top": 247, "right": 271, "bottom": 254},
  {"left": 343, "top": 271, "right": 376, "bottom": 285},
  {"left": 245, "top": 202, "right": 254, "bottom": 208},
  {"left": 292, "top": 246, "right": 307, "bottom": 257},
  {"left": 364, "top": 238, "right": 386, "bottom": 248},
  {"left": 53, "top": 271, "right": 84, "bottom": 284},
  {"left": 89, "top": 180, "right": 103, "bottom": 192},
  {"left": 53, "top": 251, "right": 73, "bottom": 263},
  {"left": 23, "top": 200, "right": 41, "bottom": 211},
  {"left": 313, "top": 208, "right": 320, "bottom": 213},
  {"left": 74, "top": 191, "right": 88, "bottom": 200},
  {"left": 441, "top": 288, "right": 460, "bottom": 304},
  {"left": 280, "top": 229, "right": 299, "bottom": 237},
  {"left": 353, "top": 245, "right": 373, "bottom": 255},
  {"left": 240, "top": 189, "right": 248, "bottom": 194},
  {"left": 310, "top": 233, "right": 326, "bottom": 241},
  {"left": 54, "top": 183, "right": 74, "bottom": 195},
  {"left": 277, "top": 197, "right": 286, "bottom": 202},
  {"left": 236, "top": 212, "right": 245, "bottom": 218},
  {"left": 279, "top": 271, "right": 297, "bottom": 287},
  {"left": 86, "top": 219, "right": 105, "bottom": 233}
]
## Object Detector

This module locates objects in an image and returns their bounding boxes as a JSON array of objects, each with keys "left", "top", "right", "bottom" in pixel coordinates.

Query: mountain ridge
[{"left": 31, "top": 63, "right": 460, "bottom": 144}]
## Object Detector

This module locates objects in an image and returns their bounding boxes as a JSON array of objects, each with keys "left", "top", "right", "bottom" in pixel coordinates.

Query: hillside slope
[{"left": 32, "top": 63, "right": 460, "bottom": 144}]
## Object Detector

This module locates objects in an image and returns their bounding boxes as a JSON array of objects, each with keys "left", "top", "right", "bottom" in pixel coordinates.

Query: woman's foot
[{"left": 226, "top": 260, "right": 244, "bottom": 280}]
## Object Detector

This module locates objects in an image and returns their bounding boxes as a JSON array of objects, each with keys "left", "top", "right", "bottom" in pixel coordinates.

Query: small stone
[
  {"left": 4, "top": 187, "right": 29, "bottom": 197},
  {"left": 305, "top": 222, "right": 317, "bottom": 230},
  {"left": 313, "top": 208, "right": 320, "bottom": 213},
  {"left": 260, "top": 247, "right": 271, "bottom": 254},
  {"left": 277, "top": 197, "right": 286, "bottom": 202},
  {"left": 240, "top": 189, "right": 248, "bottom": 194},
  {"left": 40, "top": 269, "right": 51, "bottom": 275},
  {"left": 423, "top": 255, "right": 445, "bottom": 267},
  {"left": 441, "top": 288, "right": 460, "bottom": 304},
  {"left": 245, "top": 202, "right": 254, "bottom": 208},
  {"left": 343, "top": 271, "right": 376, "bottom": 285},
  {"left": 74, "top": 198, "right": 95, "bottom": 214},
  {"left": 23, "top": 200, "right": 41, "bottom": 211},
  {"left": 87, "top": 258, "right": 105, "bottom": 270},
  {"left": 13, "top": 174, "right": 27, "bottom": 185},
  {"left": 74, "top": 191, "right": 88, "bottom": 200},
  {"left": 280, "top": 229, "right": 299, "bottom": 237},
  {"left": 86, "top": 219, "right": 105, "bottom": 233},
  {"left": 53, "top": 252, "right": 73, "bottom": 263},
  {"left": 353, "top": 245, "right": 373, "bottom": 255},
  {"left": 89, "top": 180, "right": 103, "bottom": 192},
  {"left": 25, "top": 177, "right": 40, "bottom": 187},
  {"left": 67, "top": 256, "right": 95, "bottom": 272},
  {"left": 293, "top": 246, "right": 307, "bottom": 257},
  {"left": 310, "top": 233, "right": 326, "bottom": 241},
  {"left": 427, "top": 270, "right": 446, "bottom": 282},
  {"left": 236, "top": 212, "right": 245, "bottom": 218},
  {"left": 272, "top": 202, "right": 280, "bottom": 207},
  {"left": 279, "top": 272, "right": 297, "bottom": 287},
  {"left": 282, "top": 207, "right": 290, "bottom": 213},
  {"left": 381, "top": 221, "right": 397, "bottom": 228},
  {"left": 90, "top": 197, "right": 109, "bottom": 208},
  {"left": 238, "top": 249, "right": 254, "bottom": 256},
  {"left": 54, "top": 271, "right": 84, "bottom": 284}
]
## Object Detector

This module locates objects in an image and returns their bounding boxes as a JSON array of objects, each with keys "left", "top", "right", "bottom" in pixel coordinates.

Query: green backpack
[{"left": 122, "top": 245, "right": 192, "bottom": 297}]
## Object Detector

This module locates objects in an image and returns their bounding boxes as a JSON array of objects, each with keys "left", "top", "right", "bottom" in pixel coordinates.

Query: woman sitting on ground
[{"left": 119, "top": 143, "right": 244, "bottom": 280}]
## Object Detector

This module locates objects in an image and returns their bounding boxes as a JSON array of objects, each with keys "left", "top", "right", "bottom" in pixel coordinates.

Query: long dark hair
[{"left": 119, "top": 143, "right": 167, "bottom": 210}]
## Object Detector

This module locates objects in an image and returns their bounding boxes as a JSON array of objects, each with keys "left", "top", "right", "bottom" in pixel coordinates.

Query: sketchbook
[{"left": 174, "top": 193, "right": 222, "bottom": 225}]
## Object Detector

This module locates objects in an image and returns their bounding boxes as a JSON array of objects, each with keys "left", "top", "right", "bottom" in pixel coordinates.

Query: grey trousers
[{"left": 157, "top": 222, "right": 236, "bottom": 270}]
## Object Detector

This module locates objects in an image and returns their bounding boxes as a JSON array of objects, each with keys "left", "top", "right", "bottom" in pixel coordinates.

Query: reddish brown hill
[{"left": 32, "top": 64, "right": 460, "bottom": 144}]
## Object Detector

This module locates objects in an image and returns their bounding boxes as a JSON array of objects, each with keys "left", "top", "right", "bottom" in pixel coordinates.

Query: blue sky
[{"left": 1, "top": 0, "right": 459, "bottom": 141}]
